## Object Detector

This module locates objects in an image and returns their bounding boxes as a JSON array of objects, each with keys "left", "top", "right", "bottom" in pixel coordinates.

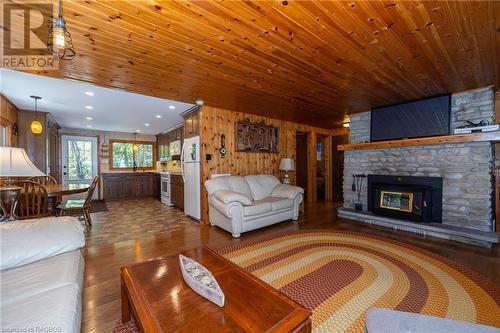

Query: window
[{"left": 110, "top": 140, "right": 155, "bottom": 169}]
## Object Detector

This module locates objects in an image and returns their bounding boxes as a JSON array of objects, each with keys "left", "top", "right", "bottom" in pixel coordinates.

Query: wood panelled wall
[
  {"left": 0, "top": 94, "right": 18, "bottom": 147},
  {"left": 199, "top": 105, "right": 347, "bottom": 223}
]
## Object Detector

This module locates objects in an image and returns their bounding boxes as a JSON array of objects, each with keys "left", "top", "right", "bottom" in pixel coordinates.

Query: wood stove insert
[{"left": 368, "top": 175, "right": 443, "bottom": 223}]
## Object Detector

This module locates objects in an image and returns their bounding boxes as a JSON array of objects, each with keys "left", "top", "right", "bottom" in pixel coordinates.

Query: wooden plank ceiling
[{"left": 16, "top": 0, "right": 500, "bottom": 128}]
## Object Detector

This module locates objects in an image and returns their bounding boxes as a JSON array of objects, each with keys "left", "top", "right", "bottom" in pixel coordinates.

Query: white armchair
[{"left": 204, "top": 175, "right": 304, "bottom": 237}]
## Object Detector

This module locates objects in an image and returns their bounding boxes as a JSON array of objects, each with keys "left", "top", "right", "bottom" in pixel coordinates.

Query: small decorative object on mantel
[
  {"left": 236, "top": 118, "right": 279, "bottom": 152},
  {"left": 454, "top": 120, "right": 499, "bottom": 134},
  {"left": 219, "top": 134, "right": 227, "bottom": 158},
  {"left": 179, "top": 254, "right": 225, "bottom": 307}
]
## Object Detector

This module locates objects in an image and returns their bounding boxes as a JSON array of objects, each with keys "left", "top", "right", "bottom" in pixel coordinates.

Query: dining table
[{"left": 44, "top": 183, "right": 90, "bottom": 212}]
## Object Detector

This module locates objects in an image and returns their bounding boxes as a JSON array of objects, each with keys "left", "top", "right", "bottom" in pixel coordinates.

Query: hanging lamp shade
[
  {"left": 30, "top": 95, "right": 43, "bottom": 134},
  {"left": 47, "top": 1, "right": 76, "bottom": 60},
  {"left": 31, "top": 121, "right": 43, "bottom": 134}
]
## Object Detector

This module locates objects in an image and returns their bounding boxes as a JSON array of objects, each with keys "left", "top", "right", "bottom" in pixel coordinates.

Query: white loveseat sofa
[
  {"left": 204, "top": 175, "right": 304, "bottom": 237},
  {"left": 1, "top": 216, "right": 85, "bottom": 333}
]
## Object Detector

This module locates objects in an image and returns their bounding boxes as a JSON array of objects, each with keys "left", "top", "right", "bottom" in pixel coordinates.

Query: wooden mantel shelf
[{"left": 338, "top": 131, "right": 500, "bottom": 151}]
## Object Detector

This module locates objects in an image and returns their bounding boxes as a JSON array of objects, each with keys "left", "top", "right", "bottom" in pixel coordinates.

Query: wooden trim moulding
[{"left": 338, "top": 132, "right": 500, "bottom": 151}]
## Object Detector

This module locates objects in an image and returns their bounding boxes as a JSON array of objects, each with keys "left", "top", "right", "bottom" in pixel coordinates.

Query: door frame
[
  {"left": 60, "top": 134, "right": 101, "bottom": 200},
  {"left": 295, "top": 131, "right": 310, "bottom": 202}
]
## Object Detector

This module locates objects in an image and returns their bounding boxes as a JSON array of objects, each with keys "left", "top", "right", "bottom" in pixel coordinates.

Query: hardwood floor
[{"left": 82, "top": 198, "right": 500, "bottom": 333}]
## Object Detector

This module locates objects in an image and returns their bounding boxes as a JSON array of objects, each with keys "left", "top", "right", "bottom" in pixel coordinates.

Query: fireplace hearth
[{"left": 368, "top": 175, "right": 443, "bottom": 223}]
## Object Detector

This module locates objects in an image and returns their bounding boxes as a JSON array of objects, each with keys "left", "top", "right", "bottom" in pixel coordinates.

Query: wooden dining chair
[
  {"left": 57, "top": 176, "right": 100, "bottom": 230},
  {"left": 28, "top": 175, "right": 61, "bottom": 204},
  {"left": 28, "top": 175, "right": 58, "bottom": 185},
  {"left": 15, "top": 180, "right": 50, "bottom": 219}
]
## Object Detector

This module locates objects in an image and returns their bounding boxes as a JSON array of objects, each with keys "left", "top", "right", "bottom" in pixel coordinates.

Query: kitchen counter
[{"left": 102, "top": 172, "right": 160, "bottom": 200}]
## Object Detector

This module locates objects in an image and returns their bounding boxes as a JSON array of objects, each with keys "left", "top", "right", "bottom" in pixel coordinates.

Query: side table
[{"left": 0, "top": 186, "right": 21, "bottom": 222}]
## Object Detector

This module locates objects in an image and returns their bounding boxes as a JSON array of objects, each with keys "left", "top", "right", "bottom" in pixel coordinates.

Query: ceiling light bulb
[
  {"left": 52, "top": 25, "right": 66, "bottom": 49},
  {"left": 169, "top": 105, "right": 175, "bottom": 110},
  {"left": 195, "top": 100, "right": 204, "bottom": 106},
  {"left": 86, "top": 125, "right": 92, "bottom": 128},
  {"left": 86, "top": 117, "right": 93, "bottom": 120},
  {"left": 86, "top": 105, "right": 93, "bottom": 110},
  {"left": 85, "top": 91, "right": 94, "bottom": 96},
  {"left": 145, "top": 123, "right": 150, "bottom": 126},
  {"left": 155, "top": 115, "right": 162, "bottom": 118},
  {"left": 136, "top": 129, "right": 141, "bottom": 132}
]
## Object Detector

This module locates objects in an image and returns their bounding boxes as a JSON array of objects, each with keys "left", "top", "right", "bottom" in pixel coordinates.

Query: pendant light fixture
[
  {"left": 133, "top": 132, "right": 139, "bottom": 151},
  {"left": 30, "top": 96, "right": 43, "bottom": 134},
  {"left": 47, "top": 0, "right": 76, "bottom": 60}
]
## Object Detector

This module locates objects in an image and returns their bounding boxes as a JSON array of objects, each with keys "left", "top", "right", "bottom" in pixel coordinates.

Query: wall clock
[{"left": 220, "top": 134, "right": 227, "bottom": 158}]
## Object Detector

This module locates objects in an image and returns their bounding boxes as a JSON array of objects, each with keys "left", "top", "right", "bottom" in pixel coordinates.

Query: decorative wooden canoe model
[{"left": 178, "top": 254, "right": 225, "bottom": 307}]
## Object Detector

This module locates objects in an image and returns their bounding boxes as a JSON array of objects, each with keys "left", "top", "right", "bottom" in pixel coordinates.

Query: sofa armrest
[
  {"left": 212, "top": 190, "right": 252, "bottom": 205},
  {"left": 271, "top": 184, "right": 304, "bottom": 199},
  {"left": 208, "top": 196, "right": 244, "bottom": 219},
  {"left": 1, "top": 216, "right": 85, "bottom": 271}
]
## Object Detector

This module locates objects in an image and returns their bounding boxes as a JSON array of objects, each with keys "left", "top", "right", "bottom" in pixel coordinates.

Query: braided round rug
[{"left": 217, "top": 230, "right": 500, "bottom": 333}]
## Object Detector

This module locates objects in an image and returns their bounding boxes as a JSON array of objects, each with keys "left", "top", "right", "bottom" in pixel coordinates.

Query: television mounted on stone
[{"left": 370, "top": 94, "right": 451, "bottom": 142}]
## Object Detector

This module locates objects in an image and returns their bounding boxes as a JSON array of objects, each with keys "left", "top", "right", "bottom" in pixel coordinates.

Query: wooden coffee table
[{"left": 121, "top": 246, "right": 312, "bottom": 332}]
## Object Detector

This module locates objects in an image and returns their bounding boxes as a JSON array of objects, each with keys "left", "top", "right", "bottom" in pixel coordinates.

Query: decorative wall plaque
[{"left": 235, "top": 118, "right": 279, "bottom": 152}]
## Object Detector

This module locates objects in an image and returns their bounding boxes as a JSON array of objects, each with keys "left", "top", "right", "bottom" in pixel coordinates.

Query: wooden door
[
  {"left": 332, "top": 134, "right": 348, "bottom": 201},
  {"left": 296, "top": 132, "right": 309, "bottom": 200}
]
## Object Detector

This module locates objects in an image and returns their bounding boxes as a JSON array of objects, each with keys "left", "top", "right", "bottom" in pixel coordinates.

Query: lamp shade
[
  {"left": 279, "top": 158, "right": 295, "bottom": 171},
  {"left": 0, "top": 147, "right": 45, "bottom": 177}
]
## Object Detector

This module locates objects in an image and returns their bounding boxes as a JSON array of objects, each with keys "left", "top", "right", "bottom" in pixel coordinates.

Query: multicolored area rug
[{"left": 217, "top": 230, "right": 500, "bottom": 333}]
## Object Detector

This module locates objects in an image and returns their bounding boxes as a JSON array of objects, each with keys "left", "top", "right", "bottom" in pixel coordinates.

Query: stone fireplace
[
  {"left": 339, "top": 87, "right": 498, "bottom": 246},
  {"left": 367, "top": 175, "right": 443, "bottom": 223}
]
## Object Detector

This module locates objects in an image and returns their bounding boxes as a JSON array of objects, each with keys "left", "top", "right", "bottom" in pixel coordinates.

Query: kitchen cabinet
[
  {"left": 103, "top": 172, "right": 160, "bottom": 200},
  {"left": 156, "top": 126, "right": 184, "bottom": 160},
  {"left": 170, "top": 174, "right": 184, "bottom": 210},
  {"left": 183, "top": 109, "right": 199, "bottom": 139},
  {"left": 18, "top": 110, "right": 60, "bottom": 181}
]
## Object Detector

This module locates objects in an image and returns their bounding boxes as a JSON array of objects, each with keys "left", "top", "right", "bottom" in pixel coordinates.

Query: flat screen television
[{"left": 370, "top": 94, "right": 451, "bottom": 142}]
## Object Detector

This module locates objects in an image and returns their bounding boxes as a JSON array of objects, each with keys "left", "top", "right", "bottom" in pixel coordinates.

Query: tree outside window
[{"left": 110, "top": 140, "right": 155, "bottom": 169}]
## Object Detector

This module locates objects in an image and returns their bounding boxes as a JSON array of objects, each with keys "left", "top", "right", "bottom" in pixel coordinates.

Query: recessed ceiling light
[
  {"left": 86, "top": 116, "right": 93, "bottom": 120},
  {"left": 86, "top": 125, "right": 92, "bottom": 128},
  {"left": 85, "top": 91, "right": 94, "bottom": 96},
  {"left": 144, "top": 123, "right": 150, "bottom": 126},
  {"left": 136, "top": 129, "right": 141, "bottom": 132},
  {"left": 169, "top": 105, "right": 175, "bottom": 110},
  {"left": 85, "top": 105, "right": 93, "bottom": 109},
  {"left": 155, "top": 115, "right": 162, "bottom": 118}
]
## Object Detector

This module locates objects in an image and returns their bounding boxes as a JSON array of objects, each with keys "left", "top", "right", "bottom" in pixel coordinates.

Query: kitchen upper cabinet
[
  {"left": 156, "top": 126, "right": 184, "bottom": 160},
  {"left": 183, "top": 109, "right": 199, "bottom": 139},
  {"left": 157, "top": 133, "right": 169, "bottom": 160},
  {"left": 18, "top": 110, "right": 60, "bottom": 180}
]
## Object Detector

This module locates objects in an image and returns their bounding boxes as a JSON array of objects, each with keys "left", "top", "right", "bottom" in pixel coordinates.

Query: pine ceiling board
[
  {"left": 8, "top": 0, "right": 496, "bottom": 129},
  {"left": 69, "top": 0, "right": 345, "bottom": 108},
  {"left": 356, "top": 1, "right": 445, "bottom": 94}
]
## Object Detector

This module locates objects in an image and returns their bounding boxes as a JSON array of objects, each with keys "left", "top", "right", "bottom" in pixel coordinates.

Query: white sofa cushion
[
  {"left": 213, "top": 190, "right": 252, "bottom": 205},
  {"left": 244, "top": 175, "right": 280, "bottom": 200},
  {"left": 271, "top": 183, "right": 304, "bottom": 199},
  {"left": 205, "top": 176, "right": 253, "bottom": 201},
  {"left": 0, "top": 216, "right": 85, "bottom": 271},
  {"left": 244, "top": 199, "right": 273, "bottom": 216},
  {"left": 1, "top": 283, "right": 82, "bottom": 333},
  {"left": 1, "top": 251, "right": 84, "bottom": 305},
  {"left": 271, "top": 198, "right": 294, "bottom": 211}
]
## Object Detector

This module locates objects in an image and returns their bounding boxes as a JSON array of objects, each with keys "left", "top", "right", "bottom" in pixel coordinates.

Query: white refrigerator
[{"left": 181, "top": 136, "right": 201, "bottom": 220}]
